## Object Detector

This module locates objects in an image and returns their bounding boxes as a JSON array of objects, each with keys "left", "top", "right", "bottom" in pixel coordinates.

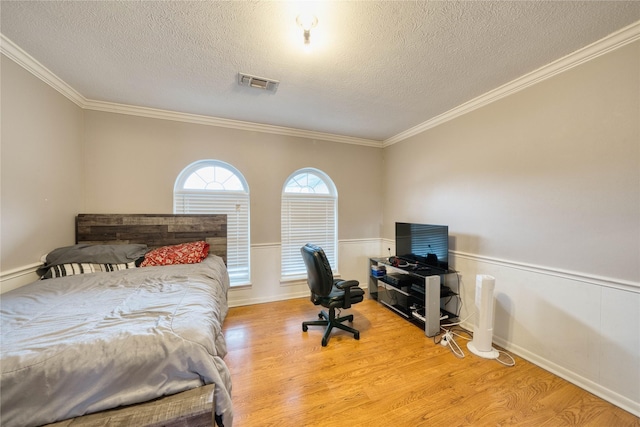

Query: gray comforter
[{"left": 1, "top": 255, "right": 233, "bottom": 427}]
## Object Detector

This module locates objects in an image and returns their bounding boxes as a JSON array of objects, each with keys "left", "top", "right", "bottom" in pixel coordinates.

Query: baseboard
[
  {"left": 228, "top": 285, "right": 368, "bottom": 308},
  {"left": 489, "top": 334, "right": 640, "bottom": 417},
  {"left": 228, "top": 289, "right": 310, "bottom": 308}
]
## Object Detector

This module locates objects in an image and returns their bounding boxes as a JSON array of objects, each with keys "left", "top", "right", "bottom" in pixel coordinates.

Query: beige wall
[
  {"left": 382, "top": 40, "right": 640, "bottom": 414},
  {"left": 383, "top": 41, "right": 639, "bottom": 283},
  {"left": 0, "top": 55, "right": 84, "bottom": 273},
  {"left": 82, "top": 111, "right": 383, "bottom": 244}
]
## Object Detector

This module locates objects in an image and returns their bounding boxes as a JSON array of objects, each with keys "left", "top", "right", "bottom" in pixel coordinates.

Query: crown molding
[
  {"left": 83, "top": 99, "right": 383, "bottom": 147},
  {"left": 383, "top": 20, "right": 640, "bottom": 147},
  {"left": 1, "top": 33, "right": 381, "bottom": 148},
  {"left": 0, "top": 33, "right": 87, "bottom": 107}
]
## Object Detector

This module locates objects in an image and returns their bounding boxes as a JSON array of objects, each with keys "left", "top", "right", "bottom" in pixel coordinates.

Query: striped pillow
[{"left": 43, "top": 261, "right": 137, "bottom": 279}]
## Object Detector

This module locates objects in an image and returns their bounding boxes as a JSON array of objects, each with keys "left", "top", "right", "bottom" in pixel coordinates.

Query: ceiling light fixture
[{"left": 296, "top": 14, "right": 318, "bottom": 45}]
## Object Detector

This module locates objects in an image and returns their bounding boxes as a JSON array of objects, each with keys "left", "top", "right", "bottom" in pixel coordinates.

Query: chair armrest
[
  {"left": 335, "top": 280, "right": 360, "bottom": 309},
  {"left": 335, "top": 279, "right": 360, "bottom": 290}
]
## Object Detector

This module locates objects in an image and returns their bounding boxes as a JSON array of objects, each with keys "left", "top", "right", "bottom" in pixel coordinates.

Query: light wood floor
[{"left": 223, "top": 297, "right": 639, "bottom": 427}]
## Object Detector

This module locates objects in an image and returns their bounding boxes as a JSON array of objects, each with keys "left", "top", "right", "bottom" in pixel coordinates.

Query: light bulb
[{"left": 296, "top": 14, "right": 318, "bottom": 31}]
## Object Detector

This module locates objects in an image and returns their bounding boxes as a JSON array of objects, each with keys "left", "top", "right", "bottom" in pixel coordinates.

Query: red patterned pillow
[{"left": 140, "top": 241, "right": 210, "bottom": 267}]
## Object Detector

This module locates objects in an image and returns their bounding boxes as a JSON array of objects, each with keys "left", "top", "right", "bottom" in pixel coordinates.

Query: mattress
[{"left": 1, "top": 255, "right": 233, "bottom": 427}]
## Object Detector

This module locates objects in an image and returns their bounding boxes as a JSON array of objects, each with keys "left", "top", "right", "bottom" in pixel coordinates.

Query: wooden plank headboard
[{"left": 76, "top": 214, "right": 227, "bottom": 263}]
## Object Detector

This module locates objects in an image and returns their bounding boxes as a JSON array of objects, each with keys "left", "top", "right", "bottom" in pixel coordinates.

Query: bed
[{"left": 0, "top": 214, "right": 233, "bottom": 427}]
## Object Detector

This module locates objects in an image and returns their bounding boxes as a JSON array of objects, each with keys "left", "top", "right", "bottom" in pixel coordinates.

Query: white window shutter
[{"left": 281, "top": 169, "right": 337, "bottom": 279}]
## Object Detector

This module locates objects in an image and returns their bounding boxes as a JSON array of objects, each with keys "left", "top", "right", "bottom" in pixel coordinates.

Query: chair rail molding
[
  {"left": 0, "top": 263, "right": 42, "bottom": 294},
  {"left": 450, "top": 250, "right": 639, "bottom": 294}
]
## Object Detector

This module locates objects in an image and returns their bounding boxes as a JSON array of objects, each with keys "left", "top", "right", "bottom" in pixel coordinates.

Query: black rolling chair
[{"left": 300, "top": 244, "right": 365, "bottom": 346}]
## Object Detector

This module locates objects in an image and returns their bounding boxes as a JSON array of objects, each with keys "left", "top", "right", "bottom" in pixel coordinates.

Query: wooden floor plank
[{"left": 223, "top": 297, "right": 639, "bottom": 426}]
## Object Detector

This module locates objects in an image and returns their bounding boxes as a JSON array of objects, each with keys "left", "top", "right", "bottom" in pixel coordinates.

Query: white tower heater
[{"left": 467, "top": 274, "right": 499, "bottom": 359}]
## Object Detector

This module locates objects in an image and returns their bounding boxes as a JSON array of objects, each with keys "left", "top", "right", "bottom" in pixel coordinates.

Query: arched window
[
  {"left": 174, "top": 160, "right": 250, "bottom": 286},
  {"left": 281, "top": 168, "right": 337, "bottom": 279}
]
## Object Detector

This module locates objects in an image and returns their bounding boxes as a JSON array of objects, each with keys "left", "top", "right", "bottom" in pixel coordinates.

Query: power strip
[{"left": 440, "top": 331, "right": 453, "bottom": 347}]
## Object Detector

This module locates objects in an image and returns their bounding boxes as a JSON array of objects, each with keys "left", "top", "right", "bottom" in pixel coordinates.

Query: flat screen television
[{"left": 395, "top": 222, "right": 449, "bottom": 271}]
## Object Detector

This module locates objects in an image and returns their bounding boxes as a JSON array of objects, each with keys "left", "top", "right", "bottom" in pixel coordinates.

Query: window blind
[
  {"left": 175, "top": 191, "right": 250, "bottom": 285},
  {"left": 281, "top": 195, "right": 336, "bottom": 279}
]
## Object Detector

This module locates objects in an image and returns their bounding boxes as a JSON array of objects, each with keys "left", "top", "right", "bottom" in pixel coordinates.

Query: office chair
[{"left": 300, "top": 243, "right": 365, "bottom": 346}]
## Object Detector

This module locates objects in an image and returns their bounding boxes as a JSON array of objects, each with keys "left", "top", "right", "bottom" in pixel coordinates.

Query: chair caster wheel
[
  {"left": 318, "top": 313, "right": 323, "bottom": 319},
  {"left": 321, "top": 338, "right": 328, "bottom": 347},
  {"left": 302, "top": 325, "right": 308, "bottom": 332},
  {"left": 354, "top": 332, "right": 360, "bottom": 340}
]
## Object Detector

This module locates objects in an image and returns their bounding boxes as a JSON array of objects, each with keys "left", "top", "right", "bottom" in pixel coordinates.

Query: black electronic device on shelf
[
  {"left": 381, "top": 273, "right": 413, "bottom": 287},
  {"left": 395, "top": 222, "right": 449, "bottom": 272}
]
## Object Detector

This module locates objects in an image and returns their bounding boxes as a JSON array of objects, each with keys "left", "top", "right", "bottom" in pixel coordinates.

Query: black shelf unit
[{"left": 369, "top": 258, "right": 459, "bottom": 336}]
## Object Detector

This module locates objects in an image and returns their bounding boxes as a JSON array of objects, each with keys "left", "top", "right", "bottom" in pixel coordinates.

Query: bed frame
[
  {"left": 76, "top": 213, "right": 227, "bottom": 263},
  {"left": 47, "top": 385, "right": 215, "bottom": 427},
  {"left": 45, "top": 214, "right": 229, "bottom": 427}
]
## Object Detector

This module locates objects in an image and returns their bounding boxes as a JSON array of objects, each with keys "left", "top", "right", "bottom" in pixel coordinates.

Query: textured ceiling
[{"left": 2, "top": 1, "right": 639, "bottom": 142}]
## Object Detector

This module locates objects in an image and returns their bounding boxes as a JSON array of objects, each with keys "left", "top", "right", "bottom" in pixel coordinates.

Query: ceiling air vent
[{"left": 238, "top": 73, "right": 279, "bottom": 92}]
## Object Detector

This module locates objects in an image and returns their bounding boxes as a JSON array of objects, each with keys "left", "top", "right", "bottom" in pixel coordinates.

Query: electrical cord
[
  {"left": 496, "top": 350, "right": 516, "bottom": 367},
  {"left": 454, "top": 271, "right": 463, "bottom": 317},
  {"left": 448, "top": 325, "right": 472, "bottom": 341},
  {"left": 441, "top": 269, "right": 463, "bottom": 319},
  {"left": 440, "top": 330, "right": 465, "bottom": 358},
  {"left": 438, "top": 322, "right": 516, "bottom": 366},
  {"left": 441, "top": 311, "right": 475, "bottom": 328}
]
